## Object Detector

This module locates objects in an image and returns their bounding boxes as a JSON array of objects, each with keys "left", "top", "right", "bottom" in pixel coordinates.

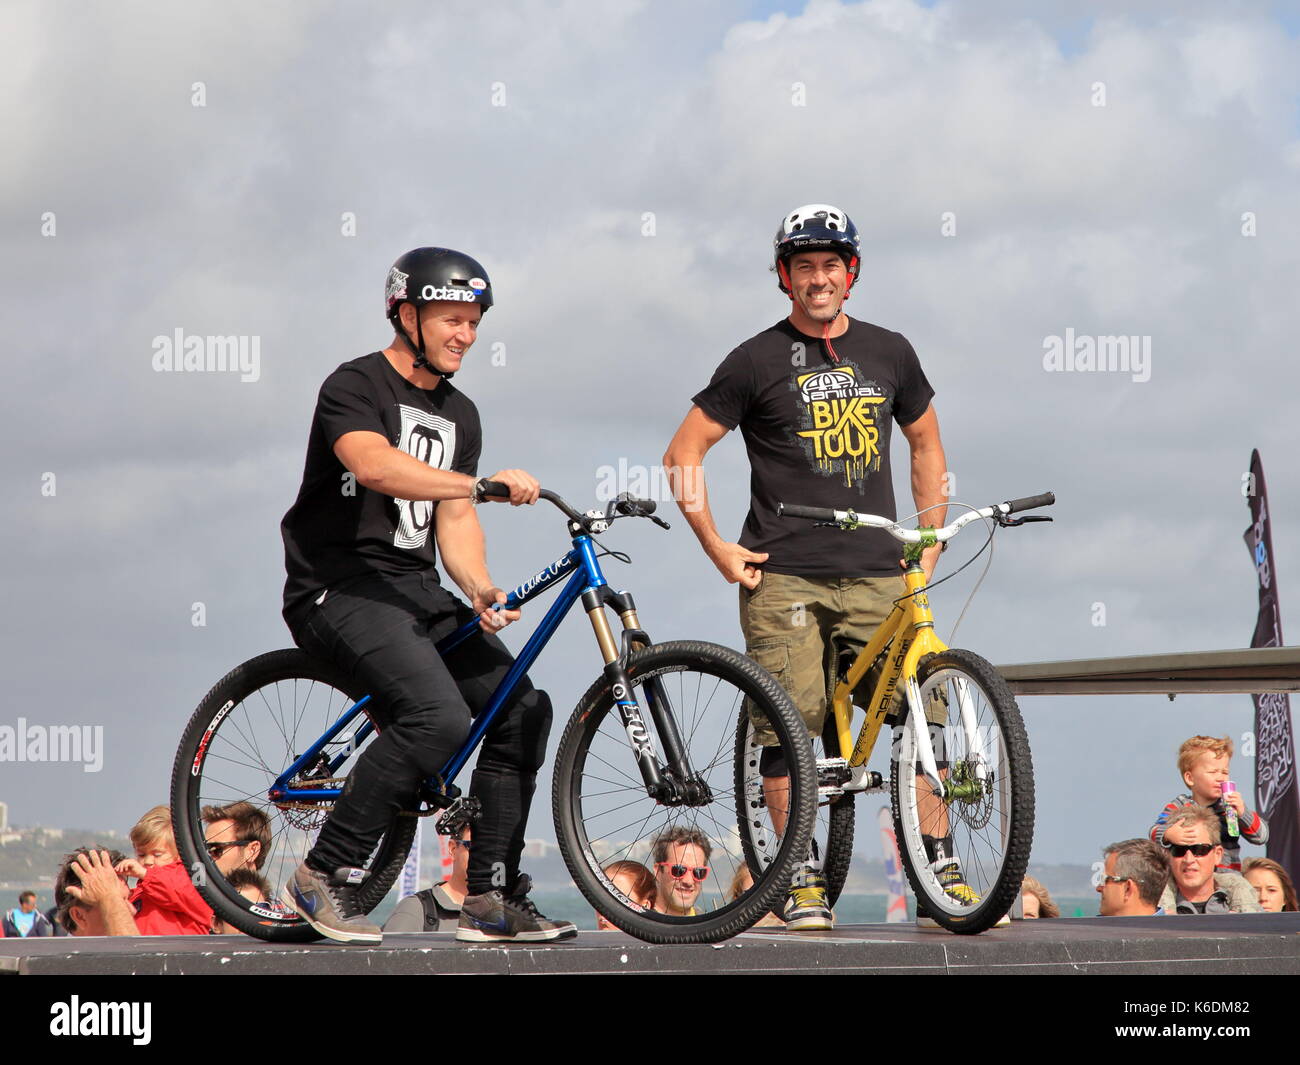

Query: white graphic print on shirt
[{"left": 393, "top": 404, "right": 457, "bottom": 550}]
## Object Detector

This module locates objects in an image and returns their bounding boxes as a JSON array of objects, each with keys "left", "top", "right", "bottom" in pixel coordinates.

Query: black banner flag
[{"left": 1243, "top": 450, "right": 1299, "bottom": 879}]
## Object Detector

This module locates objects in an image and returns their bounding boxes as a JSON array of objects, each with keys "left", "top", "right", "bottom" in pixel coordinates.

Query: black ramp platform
[{"left": 2, "top": 914, "right": 1297, "bottom": 975}]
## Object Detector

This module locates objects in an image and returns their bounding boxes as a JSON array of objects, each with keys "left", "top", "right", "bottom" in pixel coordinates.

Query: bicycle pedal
[
  {"left": 435, "top": 796, "right": 482, "bottom": 835},
  {"left": 817, "top": 757, "right": 850, "bottom": 800}
]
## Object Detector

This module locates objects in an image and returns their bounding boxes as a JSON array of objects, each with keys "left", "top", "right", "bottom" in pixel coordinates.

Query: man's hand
[
  {"left": 484, "top": 469, "right": 540, "bottom": 506},
  {"left": 900, "top": 543, "right": 944, "bottom": 584},
  {"left": 67, "top": 850, "right": 132, "bottom": 908},
  {"left": 473, "top": 585, "right": 520, "bottom": 633},
  {"left": 708, "top": 542, "right": 769, "bottom": 589}
]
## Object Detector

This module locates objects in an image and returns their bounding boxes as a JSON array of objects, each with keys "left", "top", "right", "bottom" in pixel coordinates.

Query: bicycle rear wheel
[
  {"left": 554, "top": 641, "right": 815, "bottom": 944},
  {"left": 171, "top": 649, "right": 416, "bottom": 941},
  {"left": 890, "top": 649, "right": 1033, "bottom": 932},
  {"left": 735, "top": 707, "right": 855, "bottom": 909}
]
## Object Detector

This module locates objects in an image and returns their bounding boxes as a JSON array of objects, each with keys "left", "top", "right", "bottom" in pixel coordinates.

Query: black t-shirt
[
  {"left": 692, "top": 317, "right": 934, "bottom": 577},
  {"left": 281, "top": 352, "right": 481, "bottom": 618}
]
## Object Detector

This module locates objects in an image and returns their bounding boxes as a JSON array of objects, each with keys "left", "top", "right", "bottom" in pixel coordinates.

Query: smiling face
[
  {"left": 786, "top": 251, "right": 849, "bottom": 331},
  {"left": 654, "top": 843, "right": 708, "bottom": 916},
  {"left": 1245, "top": 866, "right": 1286, "bottom": 912},
  {"left": 398, "top": 300, "right": 481, "bottom": 377}
]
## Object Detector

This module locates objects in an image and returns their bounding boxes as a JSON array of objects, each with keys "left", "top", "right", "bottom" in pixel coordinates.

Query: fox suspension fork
[{"left": 584, "top": 588, "right": 709, "bottom": 806}]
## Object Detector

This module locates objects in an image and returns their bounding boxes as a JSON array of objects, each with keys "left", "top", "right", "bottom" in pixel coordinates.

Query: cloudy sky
[{"left": 3, "top": 0, "right": 1298, "bottom": 870}]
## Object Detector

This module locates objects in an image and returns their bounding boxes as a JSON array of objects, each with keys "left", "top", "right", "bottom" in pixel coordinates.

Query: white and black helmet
[{"left": 772, "top": 204, "right": 861, "bottom": 295}]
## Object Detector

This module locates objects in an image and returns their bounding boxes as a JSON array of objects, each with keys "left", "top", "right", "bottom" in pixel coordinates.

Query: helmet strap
[
  {"left": 822, "top": 315, "right": 841, "bottom": 364},
  {"left": 401, "top": 310, "right": 454, "bottom": 382}
]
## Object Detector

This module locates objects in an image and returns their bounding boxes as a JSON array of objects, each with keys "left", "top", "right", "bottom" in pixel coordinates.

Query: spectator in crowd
[
  {"left": 1096, "top": 839, "right": 1169, "bottom": 916},
  {"left": 651, "top": 827, "right": 712, "bottom": 918},
  {"left": 211, "top": 868, "right": 273, "bottom": 935},
  {"left": 1157, "top": 806, "right": 1261, "bottom": 914},
  {"left": 1243, "top": 857, "right": 1298, "bottom": 913},
  {"left": 1019, "top": 876, "right": 1060, "bottom": 919},
  {"left": 728, "top": 864, "right": 785, "bottom": 928},
  {"left": 595, "top": 860, "right": 657, "bottom": 931},
  {"left": 1150, "top": 735, "right": 1267, "bottom": 873},
  {"left": 384, "top": 824, "right": 473, "bottom": 933},
  {"left": 54, "top": 849, "right": 140, "bottom": 936},
  {"left": 130, "top": 805, "right": 180, "bottom": 869},
  {"left": 3, "top": 891, "right": 54, "bottom": 937},
  {"left": 44, "top": 904, "right": 68, "bottom": 936},
  {"left": 201, "top": 801, "right": 272, "bottom": 875},
  {"left": 116, "top": 806, "right": 213, "bottom": 935}
]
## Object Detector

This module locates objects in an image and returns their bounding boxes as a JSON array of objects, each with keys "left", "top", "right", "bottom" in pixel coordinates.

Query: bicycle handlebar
[
  {"left": 777, "top": 492, "right": 1055, "bottom": 543},
  {"left": 479, "top": 482, "right": 665, "bottom": 531}
]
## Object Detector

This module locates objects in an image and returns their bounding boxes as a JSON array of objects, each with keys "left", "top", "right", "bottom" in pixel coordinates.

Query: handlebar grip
[
  {"left": 778, "top": 503, "right": 838, "bottom": 522},
  {"left": 1003, "top": 492, "right": 1056, "bottom": 514},
  {"left": 616, "top": 496, "right": 657, "bottom": 516},
  {"left": 481, "top": 480, "right": 511, "bottom": 500}
]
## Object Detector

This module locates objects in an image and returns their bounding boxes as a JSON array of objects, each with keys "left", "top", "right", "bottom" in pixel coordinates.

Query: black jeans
[{"left": 287, "top": 570, "right": 552, "bottom": 896}]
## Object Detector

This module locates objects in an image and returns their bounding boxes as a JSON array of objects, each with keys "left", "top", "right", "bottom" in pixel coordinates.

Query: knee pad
[{"left": 758, "top": 745, "right": 788, "bottom": 779}]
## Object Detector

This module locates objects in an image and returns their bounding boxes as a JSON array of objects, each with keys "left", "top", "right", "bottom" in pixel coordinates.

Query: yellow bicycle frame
[{"left": 829, "top": 559, "right": 948, "bottom": 772}]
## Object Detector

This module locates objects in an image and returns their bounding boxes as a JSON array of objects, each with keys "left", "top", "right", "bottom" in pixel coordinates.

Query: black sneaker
[
  {"left": 456, "top": 874, "right": 577, "bottom": 943},
  {"left": 281, "top": 861, "right": 382, "bottom": 944}
]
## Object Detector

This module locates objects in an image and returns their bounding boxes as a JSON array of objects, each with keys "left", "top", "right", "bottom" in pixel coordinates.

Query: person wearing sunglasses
[
  {"left": 1155, "top": 806, "right": 1262, "bottom": 914},
  {"left": 384, "top": 824, "right": 473, "bottom": 933},
  {"left": 1095, "top": 839, "right": 1169, "bottom": 916},
  {"left": 650, "top": 827, "right": 712, "bottom": 918},
  {"left": 201, "top": 801, "right": 271, "bottom": 876}
]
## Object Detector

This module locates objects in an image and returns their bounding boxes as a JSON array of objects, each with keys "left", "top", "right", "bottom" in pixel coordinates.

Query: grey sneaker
[
  {"left": 456, "top": 874, "right": 577, "bottom": 943},
  {"left": 281, "top": 862, "right": 382, "bottom": 944}
]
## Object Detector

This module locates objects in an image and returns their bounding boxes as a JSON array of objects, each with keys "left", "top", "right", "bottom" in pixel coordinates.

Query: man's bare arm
[
  {"left": 435, "top": 469, "right": 539, "bottom": 632},
  {"left": 898, "top": 403, "right": 947, "bottom": 582},
  {"left": 335, "top": 431, "right": 476, "bottom": 502},
  {"left": 663, "top": 405, "right": 768, "bottom": 588}
]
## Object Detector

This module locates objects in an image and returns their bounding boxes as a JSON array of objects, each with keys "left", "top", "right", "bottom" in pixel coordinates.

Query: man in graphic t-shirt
[
  {"left": 663, "top": 205, "right": 952, "bottom": 931},
  {"left": 279, "top": 247, "right": 574, "bottom": 945}
]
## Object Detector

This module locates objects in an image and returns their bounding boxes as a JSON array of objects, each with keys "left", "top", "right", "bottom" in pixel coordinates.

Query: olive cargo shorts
[{"left": 739, "top": 570, "right": 941, "bottom": 746}]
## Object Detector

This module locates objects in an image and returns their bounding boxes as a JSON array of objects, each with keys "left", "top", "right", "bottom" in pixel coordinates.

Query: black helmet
[
  {"left": 772, "top": 204, "right": 861, "bottom": 296},
  {"left": 384, "top": 247, "right": 493, "bottom": 323},
  {"left": 384, "top": 247, "right": 492, "bottom": 378}
]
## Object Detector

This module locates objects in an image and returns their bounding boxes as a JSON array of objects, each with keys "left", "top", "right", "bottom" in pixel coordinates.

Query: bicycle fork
[{"left": 585, "top": 588, "right": 710, "bottom": 806}]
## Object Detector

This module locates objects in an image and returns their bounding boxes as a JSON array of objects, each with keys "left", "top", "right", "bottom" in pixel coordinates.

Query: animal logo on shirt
[{"left": 793, "top": 366, "right": 885, "bottom": 486}]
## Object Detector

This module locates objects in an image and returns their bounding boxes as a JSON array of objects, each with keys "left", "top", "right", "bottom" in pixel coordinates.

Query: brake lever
[{"left": 997, "top": 515, "right": 1053, "bottom": 527}]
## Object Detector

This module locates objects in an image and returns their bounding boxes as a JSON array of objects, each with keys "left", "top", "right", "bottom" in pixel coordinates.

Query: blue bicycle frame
[{"left": 268, "top": 534, "right": 610, "bottom": 806}]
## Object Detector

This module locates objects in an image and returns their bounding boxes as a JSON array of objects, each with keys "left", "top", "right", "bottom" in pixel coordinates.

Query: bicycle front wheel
[
  {"left": 553, "top": 641, "right": 816, "bottom": 944},
  {"left": 891, "top": 649, "right": 1034, "bottom": 933},
  {"left": 171, "top": 649, "right": 416, "bottom": 941}
]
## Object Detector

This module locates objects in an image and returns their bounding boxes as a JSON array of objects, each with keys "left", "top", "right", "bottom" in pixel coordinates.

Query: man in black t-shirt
[
  {"left": 664, "top": 205, "right": 952, "bottom": 931},
  {"left": 279, "top": 247, "right": 574, "bottom": 945}
]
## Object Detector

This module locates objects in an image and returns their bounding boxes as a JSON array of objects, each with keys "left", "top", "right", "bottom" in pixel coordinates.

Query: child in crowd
[
  {"left": 1150, "top": 735, "right": 1268, "bottom": 874},
  {"left": 116, "top": 805, "right": 213, "bottom": 935}
]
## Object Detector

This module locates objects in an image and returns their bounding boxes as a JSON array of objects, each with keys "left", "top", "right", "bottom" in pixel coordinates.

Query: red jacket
[{"left": 129, "top": 862, "right": 213, "bottom": 936}]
